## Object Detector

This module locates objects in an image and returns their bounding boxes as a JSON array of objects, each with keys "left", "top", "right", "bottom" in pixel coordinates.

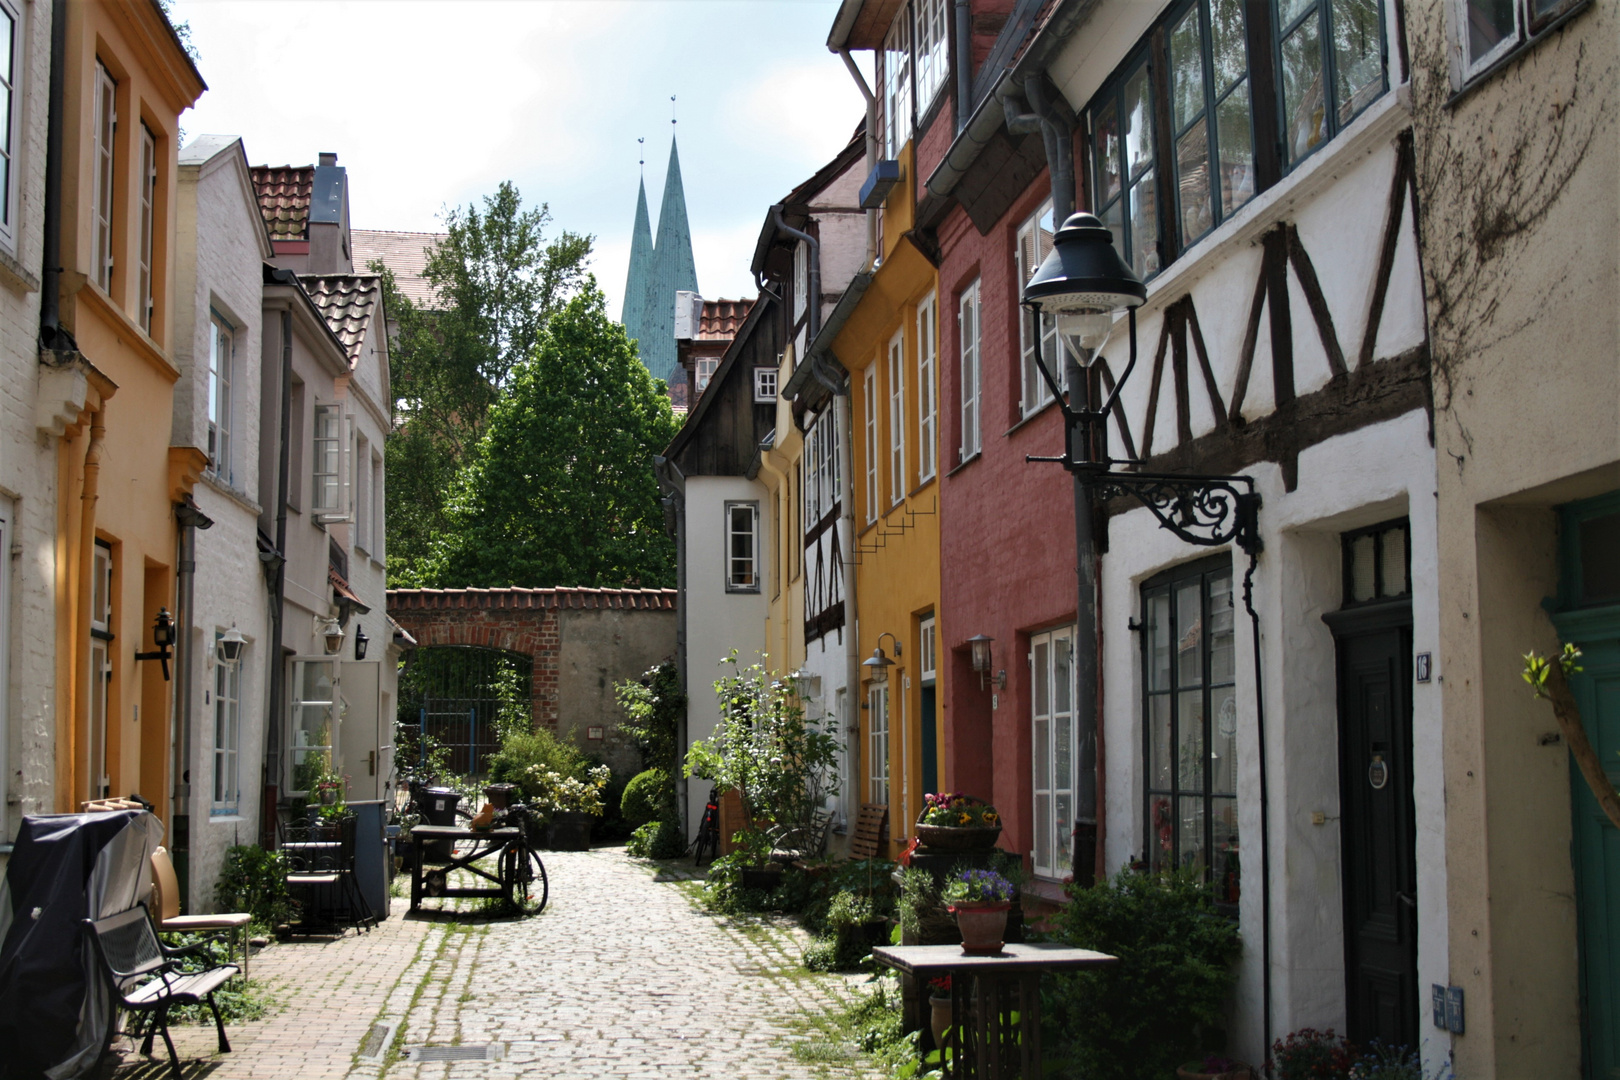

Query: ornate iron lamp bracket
[{"left": 1085, "top": 468, "right": 1262, "bottom": 555}]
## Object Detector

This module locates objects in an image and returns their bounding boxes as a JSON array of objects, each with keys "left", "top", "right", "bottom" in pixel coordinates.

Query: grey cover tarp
[{"left": 0, "top": 810, "right": 162, "bottom": 1080}]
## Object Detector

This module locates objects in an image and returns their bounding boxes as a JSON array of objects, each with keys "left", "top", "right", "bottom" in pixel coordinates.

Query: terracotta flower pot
[
  {"left": 929, "top": 995, "right": 953, "bottom": 1047},
  {"left": 949, "top": 901, "right": 1011, "bottom": 955}
]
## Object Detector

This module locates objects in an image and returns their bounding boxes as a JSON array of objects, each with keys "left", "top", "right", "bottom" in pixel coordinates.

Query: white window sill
[
  {"left": 202, "top": 471, "right": 262, "bottom": 514},
  {"left": 209, "top": 813, "right": 246, "bottom": 822}
]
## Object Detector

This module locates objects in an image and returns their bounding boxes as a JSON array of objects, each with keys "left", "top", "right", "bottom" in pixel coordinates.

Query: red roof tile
[
  {"left": 699, "top": 298, "right": 753, "bottom": 340},
  {"left": 386, "top": 587, "right": 678, "bottom": 611},
  {"left": 300, "top": 274, "right": 381, "bottom": 367},
  {"left": 250, "top": 165, "right": 314, "bottom": 240},
  {"left": 352, "top": 229, "right": 447, "bottom": 310}
]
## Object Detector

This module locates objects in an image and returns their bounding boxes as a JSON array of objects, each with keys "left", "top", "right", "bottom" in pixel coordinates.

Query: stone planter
[
  {"left": 548, "top": 810, "right": 595, "bottom": 851},
  {"left": 929, "top": 995, "right": 952, "bottom": 1048},
  {"left": 949, "top": 901, "right": 1011, "bottom": 955},
  {"left": 914, "top": 823, "right": 1003, "bottom": 853}
]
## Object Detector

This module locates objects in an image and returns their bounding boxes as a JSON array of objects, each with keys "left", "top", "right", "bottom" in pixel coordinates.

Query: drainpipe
[
  {"left": 39, "top": 0, "right": 66, "bottom": 346},
  {"left": 839, "top": 390, "right": 859, "bottom": 833},
  {"left": 262, "top": 306, "right": 293, "bottom": 846},
  {"left": 838, "top": 48, "right": 880, "bottom": 269},
  {"left": 74, "top": 409, "right": 104, "bottom": 803},
  {"left": 653, "top": 454, "right": 688, "bottom": 835},
  {"left": 772, "top": 207, "right": 821, "bottom": 343},
  {"left": 1004, "top": 77, "right": 1075, "bottom": 223},
  {"left": 954, "top": 0, "right": 973, "bottom": 133},
  {"left": 172, "top": 498, "right": 213, "bottom": 903}
]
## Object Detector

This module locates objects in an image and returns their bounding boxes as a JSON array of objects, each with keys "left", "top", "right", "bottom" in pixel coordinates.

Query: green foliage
[
  {"left": 1045, "top": 867, "right": 1242, "bottom": 1080},
  {"left": 486, "top": 726, "right": 588, "bottom": 803},
  {"left": 620, "top": 768, "right": 670, "bottom": 827},
  {"left": 626, "top": 817, "right": 686, "bottom": 859},
  {"left": 940, "top": 868, "right": 1015, "bottom": 905},
  {"left": 1523, "top": 642, "right": 1584, "bottom": 698},
  {"left": 383, "top": 183, "right": 593, "bottom": 586},
  {"left": 418, "top": 284, "right": 679, "bottom": 589},
  {"left": 157, "top": 931, "right": 274, "bottom": 1024},
  {"left": 898, "top": 866, "right": 942, "bottom": 939},
  {"left": 1270, "top": 1029, "right": 1358, "bottom": 1080},
  {"left": 616, "top": 662, "right": 685, "bottom": 781},
  {"left": 826, "top": 889, "right": 875, "bottom": 929},
  {"left": 214, "top": 846, "right": 292, "bottom": 932}
]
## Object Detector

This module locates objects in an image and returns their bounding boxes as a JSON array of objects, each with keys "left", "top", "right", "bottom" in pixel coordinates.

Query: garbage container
[
  {"left": 420, "top": 786, "right": 459, "bottom": 863},
  {"left": 350, "top": 800, "right": 388, "bottom": 921}
]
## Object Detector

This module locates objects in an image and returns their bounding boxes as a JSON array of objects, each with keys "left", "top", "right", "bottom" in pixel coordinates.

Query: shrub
[
  {"left": 1045, "top": 867, "right": 1242, "bottom": 1080},
  {"left": 621, "top": 768, "right": 671, "bottom": 827},
  {"left": 486, "top": 726, "right": 588, "bottom": 802},
  {"left": 627, "top": 817, "right": 686, "bottom": 859},
  {"left": 214, "top": 845, "right": 292, "bottom": 931},
  {"left": 1270, "top": 1029, "right": 1357, "bottom": 1080}
]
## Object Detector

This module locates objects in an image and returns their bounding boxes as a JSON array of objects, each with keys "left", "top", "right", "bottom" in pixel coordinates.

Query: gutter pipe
[
  {"left": 261, "top": 304, "right": 293, "bottom": 847},
  {"left": 40, "top": 0, "right": 66, "bottom": 345},
  {"left": 837, "top": 48, "right": 880, "bottom": 269},
  {"left": 772, "top": 206, "right": 821, "bottom": 343},
  {"left": 172, "top": 498, "right": 213, "bottom": 902},
  {"left": 955, "top": 0, "right": 973, "bottom": 132}
]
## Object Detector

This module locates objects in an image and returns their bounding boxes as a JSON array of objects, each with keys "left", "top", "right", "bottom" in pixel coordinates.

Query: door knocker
[{"left": 1368, "top": 754, "right": 1389, "bottom": 790}]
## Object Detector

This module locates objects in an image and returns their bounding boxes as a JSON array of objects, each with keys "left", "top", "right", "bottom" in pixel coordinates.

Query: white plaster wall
[
  {"left": 1100, "top": 409, "right": 1444, "bottom": 1068},
  {"left": 682, "top": 474, "right": 769, "bottom": 831}
]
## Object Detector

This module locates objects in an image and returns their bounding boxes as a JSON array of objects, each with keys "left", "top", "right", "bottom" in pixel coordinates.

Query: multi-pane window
[
  {"left": 914, "top": 0, "right": 950, "bottom": 111},
  {"left": 919, "top": 616, "right": 937, "bottom": 683},
  {"left": 695, "top": 356, "right": 718, "bottom": 394},
  {"left": 1143, "top": 556, "right": 1239, "bottom": 907},
  {"left": 290, "top": 658, "right": 336, "bottom": 796},
  {"left": 213, "top": 632, "right": 241, "bottom": 814},
  {"left": 958, "top": 280, "right": 981, "bottom": 461},
  {"left": 89, "top": 541, "right": 113, "bottom": 801},
  {"left": 754, "top": 367, "right": 778, "bottom": 403},
  {"left": 1091, "top": 59, "right": 1161, "bottom": 279},
  {"left": 138, "top": 125, "right": 156, "bottom": 331},
  {"left": 869, "top": 684, "right": 890, "bottom": 805},
  {"left": 725, "top": 501, "right": 759, "bottom": 592},
  {"left": 887, "top": 329, "right": 906, "bottom": 504},
  {"left": 1169, "top": 0, "right": 1256, "bottom": 248},
  {"left": 1031, "top": 626, "right": 1076, "bottom": 879},
  {"left": 804, "top": 409, "right": 840, "bottom": 526},
  {"left": 863, "top": 367, "right": 878, "bottom": 523},
  {"left": 356, "top": 433, "right": 372, "bottom": 552},
  {"left": 916, "top": 294, "right": 938, "bottom": 482},
  {"left": 1457, "top": 0, "right": 1579, "bottom": 78},
  {"left": 1016, "top": 202, "right": 1062, "bottom": 416},
  {"left": 880, "top": 10, "right": 913, "bottom": 159},
  {"left": 207, "top": 314, "right": 233, "bottom": 483},
  {"left": 1276, "top": 0, "right": 1386, "bottom": 167},
  {"left": 1341, "top": 518, "right": 1410, "bottom": 605},
  {"left": 370, "top": 451, "right": 383, "bottom": 561},
  {"left": 92, "top": 63, "right": 116, "bottom": 291},
  {"left": 0, "top": 0, "right": 21, "bottom": 249},
  {"left": 312, "top": 403, "right": 345, "bottom": 517},
  {"left": 793, "top": 241, "right": 808, "bottom": 322}
]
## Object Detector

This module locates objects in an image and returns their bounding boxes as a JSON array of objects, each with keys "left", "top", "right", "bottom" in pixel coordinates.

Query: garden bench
[
  {"left": 850, "top": 803, "right": 889, "bottom": 860},
  {"left": 84, "top": 904, "right": 237, "bottom": 1080}
]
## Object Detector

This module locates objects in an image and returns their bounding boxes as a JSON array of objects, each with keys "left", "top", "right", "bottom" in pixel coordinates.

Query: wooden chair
[
  {"left": 850, "top": 803, "right": 889, "bottom": 860},
  {"left": 150, "top": 846, "right": 253, "bottom": 977}
]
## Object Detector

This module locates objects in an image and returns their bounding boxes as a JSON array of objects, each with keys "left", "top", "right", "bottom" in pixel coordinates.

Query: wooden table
[
  {"left": 871, "top": 942, "right": 1117, "bottom": 1079},
  {"left": 409, "top": 825, "right": 521, "bottom": 911}
]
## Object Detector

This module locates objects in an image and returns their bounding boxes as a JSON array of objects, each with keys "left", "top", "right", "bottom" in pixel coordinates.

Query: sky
[{"left": 170, "top": 0, "right": 870, "bottom": 317}]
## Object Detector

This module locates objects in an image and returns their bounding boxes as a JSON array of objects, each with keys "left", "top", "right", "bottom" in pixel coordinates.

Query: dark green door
[
  {"left": 1553, "top": 492, "right": 1620, "bottom": 1080},
  {"left": 920, "top": 686, "right": 938, "bottom": 796}
]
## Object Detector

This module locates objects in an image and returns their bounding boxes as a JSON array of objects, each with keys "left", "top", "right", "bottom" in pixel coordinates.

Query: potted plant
[
  {"left": 941, "top": 868, "right": 1016, "bottom": 954},
  {"left": 535, "top": 764, "right": 612, "bottom": 850},
  {"left": 1268, "top": 1029, "right": 1357, "bottom": 1080},
  {"left": 928, "top": 975, "right": 953, "bottom": 1048},
  {"left": 915, "top": 793, "right": 1003, "bottom": 852}
]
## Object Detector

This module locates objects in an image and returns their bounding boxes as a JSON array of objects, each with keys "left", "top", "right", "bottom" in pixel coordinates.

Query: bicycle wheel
[{"left": 509, "top": 847, "right": 548, "bottom": 915}]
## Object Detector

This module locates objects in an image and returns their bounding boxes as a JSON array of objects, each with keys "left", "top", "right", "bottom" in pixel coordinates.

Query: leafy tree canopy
[{"left": 420, "top": 283, "right": 680, "bottom": 589}]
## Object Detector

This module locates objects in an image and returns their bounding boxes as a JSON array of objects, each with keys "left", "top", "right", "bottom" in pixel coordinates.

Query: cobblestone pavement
[{"left": 108, "top": 847, "right": 883, "bottom": 1080}]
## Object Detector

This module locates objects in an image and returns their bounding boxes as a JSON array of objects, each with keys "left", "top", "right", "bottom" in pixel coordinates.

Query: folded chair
[{"left": 150, "top": 846, "right": 254, "bottom": 976}]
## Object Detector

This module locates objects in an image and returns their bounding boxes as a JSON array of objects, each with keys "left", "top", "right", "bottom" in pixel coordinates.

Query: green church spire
[
  {"left": 621, "top": 174, "right": 654, "bottom": 353},
  {"left": 622, "top": 132, "right": 699, "bottom": 384}
]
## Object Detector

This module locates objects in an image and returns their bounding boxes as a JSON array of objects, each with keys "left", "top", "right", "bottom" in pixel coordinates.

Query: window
[
  {"left": 1017, "top": 202, "right": 1062, "bottom": 415},
  {"left": 0, "top": 500, "right": 9, "bottom": 839},
  {"left": 914, "top": 0, "right": 950, "bottom": 111},
  {"left": 1341, "top": 518, "right": 1410, "bottom": 605},
  {"left": 725, "top": 501, "right": 759, "bottom": 592},
  {"left": 370, "top": 450, "right": 383, "bottom": 562},
  {"left": 1168, "top": 0, "right": 1257, "bottom": 248},
  {"left": 213, "top": 632, "right": 241, "bottom": 814},
  {"left": 0, "top": 0, "right": 22, "bottom": 250},
  {"left": 311, "top": 403, "right": 350, "bottom": 520},
  {"left": 1458, "top": 0, "right": 1581, "bottom": 78},
  {"left": 91, "top": 63, "right": 116, "bottom": 291},
  {"left": 916, "top": 295, "right": 938, "bottom": 482},
  {"left": 959, "top": 280, "right": 981, "bottom": 461},
  {"left": 1275, "top": 0, "right": 1386, "bottom": 168},
  {"left": 138, "top": 125, "right": 155, "bottom": 331},
  {"left": 1090, "top": 60, "right": 1160, "bottom": 279},
  {"left": 207, "top": 313, "right": 233, "bottom": 484},
  {"left": 355, "top": 433, "right": 372, "bottom": 552},
  {"left": 1031, "top": 626, "right": 1076, "bottom": 878},
  {"left": 754, "top": 367, "right": 778, "bottom": 403},
  {"left": 89, "top": 541, "right": 113, "bottom": 802},
  {"left": 793, "top": 241, "right": 808, "bottom": 322},
  {"left": 920, "top": 616, "right": 937, "bottom": 683},
  {"left": 869, "top": 684, "right": 890, "bottom": 804},
  {"left": 887, "top": 329, "right": 906, "bottom": 503},
  {"left": 1142, "top": 557, "right": 1239, "bottom": 906},
  {"left": 880, "top": 10, "right": 913, "bottom": 158},
  {"left": 863, "top": 367, "right": 878, "bottom": 523},
  {"left": 804, "top": 409, "right": 840, "bottom": 526},
  {"left": 290, "top": 658, "right": 337, "bottom": 796},
  {"left": 695, "top": 356, "right": 718, "bottom": 394}
]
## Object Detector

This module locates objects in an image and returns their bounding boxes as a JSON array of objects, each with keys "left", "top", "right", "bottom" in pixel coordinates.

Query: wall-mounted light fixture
[
  {"left": 862, "top": 631, "right": 902, "bottom": 685},
  {"left": 217, "top": 626, "right": 246, "bottom": 666},
  {"left": 354, "top": 623, "right": 369, "bottom": 661},
  {"left": 134, "top": 608, "right": 176, "bottom": 681},
  {"left": 966, "top": 634, "right": 994, "bottom": 690},
  {"left": 322, "top": 617, "right": 345, "bottom": 655}
]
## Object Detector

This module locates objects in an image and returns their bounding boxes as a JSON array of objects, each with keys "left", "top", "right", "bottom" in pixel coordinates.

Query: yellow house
[{"left": 44, "top": 1, "right": 204, "bottom": 832}]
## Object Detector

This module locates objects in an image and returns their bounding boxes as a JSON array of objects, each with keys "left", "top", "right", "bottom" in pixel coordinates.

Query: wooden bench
[
  {"left": 84, "top": 905, "right": 237, "bottom": 1080},
  {"left": 850, "top": 803, "right": 889, "bottom": 860}
]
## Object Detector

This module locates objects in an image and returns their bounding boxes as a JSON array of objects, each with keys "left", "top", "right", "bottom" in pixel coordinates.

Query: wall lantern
[
  {"left": 966, "top": 634, "right": 995, "bottom": 689},
  {"left": 354, "top": 624, "right": 369, "bottom": 661},
  {"left": 322, "top": 617, "right": 346, "bottom": 655},
  {"left": 862, "top": 632, "right": 902, "bottom": 685},
  {"left": 217, "top": 626, "right": 246, "bottom": 666},
  {"left": 134, "top": 608, "right": 176, "bottom": 681}
]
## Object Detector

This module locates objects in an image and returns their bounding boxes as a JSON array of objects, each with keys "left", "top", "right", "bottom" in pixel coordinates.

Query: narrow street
[{"left": 116, "top": 848, "right": 880, "bottom": 1080}]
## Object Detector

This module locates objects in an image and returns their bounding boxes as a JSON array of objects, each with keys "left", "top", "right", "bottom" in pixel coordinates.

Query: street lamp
[
  {"left": 322, "top": 617, "right": 346, "bottom": 656},
  {"left": 354, "top": 624, "right": 369, "bottom": 661},
  {"left": 966, "top": 634, "right": 994, "bottom": 690},
  {"left": 134, "top": 608, "right": 176, "bottom": 681},
  {"left": 217, "top": 626, "right": 246, "bottom": 665},
  {"left": 861, "top": 631, "right": 902, "bottom": 685},
  {"left": 1021, "top": 212, "right": 1264, "bottom": 892}
]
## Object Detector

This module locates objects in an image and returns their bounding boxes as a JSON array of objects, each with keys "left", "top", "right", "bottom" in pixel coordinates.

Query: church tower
[
  {"left": 620, "top": 175, "right": 654, "bottom": 362},
  {"left": 620, "top": 131, "right": 698, "bottom": 384}
]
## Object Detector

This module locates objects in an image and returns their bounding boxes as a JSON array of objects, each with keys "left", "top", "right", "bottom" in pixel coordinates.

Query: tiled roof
[
  {"left": 699, "top": 298, "right": 753, "bottom": 340},
  {"left": 299, "top": 274, "right": 381, "bottom": 366},
  {"left": 250, "top": 165, "right": 314, "bottom": 239},
  {"left": 387, "top": 587, "right": 678, "bottom": 611},
  {"left": 352, "top": 229, "right": 447, "bottom": 310}
]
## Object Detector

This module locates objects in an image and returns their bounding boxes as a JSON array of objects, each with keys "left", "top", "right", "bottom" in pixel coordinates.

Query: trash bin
[
  {"left": 350, "top": 800, "right": 388, "bottom": 922},
  {"left": 419, "top": 786, "right": 459, "bottom": 863}
]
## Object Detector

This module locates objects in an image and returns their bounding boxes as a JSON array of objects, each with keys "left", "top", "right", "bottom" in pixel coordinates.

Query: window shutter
[{"left": 342, "top": 410, "right": 355, "bottom": 523}]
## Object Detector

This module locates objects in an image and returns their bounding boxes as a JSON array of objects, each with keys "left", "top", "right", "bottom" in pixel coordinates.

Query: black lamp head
[
  {"left": 1022, "top": 213, "right": 1147, "bottom": 313},
  {"left": 354, "top": 623, "right": 369, "bottom": 661},
  {"left": 151, "top": 608, "right": 175, "bottom": 647}
]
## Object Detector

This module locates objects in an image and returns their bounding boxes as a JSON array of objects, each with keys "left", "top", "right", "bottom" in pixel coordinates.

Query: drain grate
[
  {"left": 357, "top": 1022, "right": 395, "bottom": 1060},
  {"left": 404, "top": 1044, "right": 504, "bottom": 1062}
]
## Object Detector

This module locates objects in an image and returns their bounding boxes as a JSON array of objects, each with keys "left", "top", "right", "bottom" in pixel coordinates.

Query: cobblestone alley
[{"left": 108, "top": 848, "right": 882, "bottom": 1080}]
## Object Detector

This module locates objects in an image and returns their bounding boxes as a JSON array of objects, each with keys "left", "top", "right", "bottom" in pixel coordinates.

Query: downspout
[
  {"left": 1004, "top": 76, "right": 1075, "bottom": 222},
  {"left": 838, "top": 48, "right": 880, "bottom": 269},
  {"left": 74, "top": 410, "right": 104, "bottom": 801},
  {"left": 839, "top": 389, "right": 859, "bottom": 834},
  {"left": 172, "top": 499, "right": 213, "bottom": 903},
  {"left": 772, "top": 207, "right": 821, "bottom": 343},
  {"left": 954, "top": 0, "right": 973, "bottom": 133},
  {"left": 262, "top": 306, "right": 293, "bottom": 846},
  {"left": 39, "top": 0, "right": 66, "bottom": 346}
]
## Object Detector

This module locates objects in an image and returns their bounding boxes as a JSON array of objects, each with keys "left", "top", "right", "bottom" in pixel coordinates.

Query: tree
[
  {"left": 383, "top": 181, "right": 592, "bottom": 586},
  {"left": 421, "top": 283, "right": 680, "bottom": 589}
]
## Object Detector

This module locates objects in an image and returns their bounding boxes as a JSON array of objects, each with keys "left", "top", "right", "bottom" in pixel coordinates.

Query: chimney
[{"left": 318, "top": 152, "right": 337, "bottom": 166}]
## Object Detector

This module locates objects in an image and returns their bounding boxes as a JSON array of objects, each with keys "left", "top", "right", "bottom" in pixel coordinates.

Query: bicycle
[
  {"left": 691, "top": 787, "right": 721, "bottom": 866},
  {"left": 493, "top": 802, "right": 550, "bottom": 916}
]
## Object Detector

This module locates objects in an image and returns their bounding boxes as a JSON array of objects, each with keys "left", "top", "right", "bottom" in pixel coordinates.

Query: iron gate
[{"left": 397, "top": 647, "right": 533, "bottom": 776}]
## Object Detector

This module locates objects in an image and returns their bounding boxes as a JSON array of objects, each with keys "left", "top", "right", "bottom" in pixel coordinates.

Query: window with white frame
[
  {"left": 916, "top": 294, "right": 938, "bottom": 482},
  {"left": 1031, "top": 625, "right": 1076, "bottom": 878},
  {"left": 804, "top": 409, "right": 840, "bottom": 526},
  {"left": 213, "top": 631, "right": 241, "bottom": 814},
  {"left": 793, "top": 240, "right": 808, "bottom": 322},
  {"left": 725, "top": 501, "right": 759, "bottom": 592},
  {"left": 0, "top": 0, "right": 22, "bottom": 251},
  {"left": 290, "top": 658, "right": 337, "bottom": 796},
  {"left": 959, "top": 280, "right": 981, "bottom": 461},
  {"left": 1458, "top": 0, "right": 1580, "bottom": 78},
  {"left": 370, "top": 450, "right": 383, "bottom": 561},
  {"left": 89, "top": 541, "right": 113, "bottom": 801},
  {"left": 207, "top": 313, "right": 233, "bottom": 484},
  {"left": 887, "top": 330, "right": 906, "bottom": 504},
  {"left": 863, "top": 367, "right": 878, "bottom": 523},
  {"left": 879, "top": 10, "right": 913, "bottom": 159},
  {"left": 355, "top": 432, "right": 372, "bottom": 552},
  {"left": 311, "top": 403, "right": 350, "bottom": 520},
  {"left": 914, "top": 0, "right": 950, "bottom": 112},
  {"left": 919, "top": 616, "right": 937, "bottom": 683},
  {"left": 869, "top": 683, "right": 890, "bottom": 805},
  {"left": 1017, "top": 202, "right": 1062, "bottom": 417},
  {"left": 695, "top": 356, "right": 718, "bottom": 394},
  {"left": 92, "top": 62, "right": 116, "bottom": 291},
  {"left": 138, "top": 125, "right": 155, "bottom": 331},
  {"left": 754, "top": 367, "right": 778, "bottom": 403}
]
